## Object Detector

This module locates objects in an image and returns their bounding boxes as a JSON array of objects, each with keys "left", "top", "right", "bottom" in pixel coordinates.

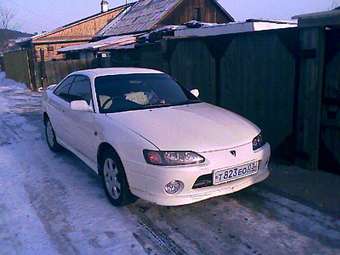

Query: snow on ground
[{"left": 0, "top": 72, "right": 339, "bottom": 255}]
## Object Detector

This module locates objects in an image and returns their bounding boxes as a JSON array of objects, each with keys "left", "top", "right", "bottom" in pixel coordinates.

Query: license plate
[{"left": 213, "top": 161, "right": 259, "bottom": 185}]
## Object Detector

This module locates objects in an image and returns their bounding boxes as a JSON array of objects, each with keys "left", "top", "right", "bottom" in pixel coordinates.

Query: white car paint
[{"left": 42, "top": 68, "right": 270, "bottom": 206}]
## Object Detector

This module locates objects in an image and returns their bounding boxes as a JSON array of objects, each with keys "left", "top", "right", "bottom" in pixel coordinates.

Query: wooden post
[
  {"left": 39, "top": 49, "right": 47, "bottom": 89},
  {"left": 295, "top": 27, "right": 326, "bottom": 170},
  {"left": 161, "top": 39, "right": 178, "bottom": 75},
  {"left": 203, "top": 36, "right": 234, "bottom": 106},
  {"left": 26, "top": 49, "right": 38, "bottom": 91}
]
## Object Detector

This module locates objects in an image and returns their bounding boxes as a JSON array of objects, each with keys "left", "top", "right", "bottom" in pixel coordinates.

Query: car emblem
[{"left": 230, "top": 150, "right": 237, "bottom": 157}]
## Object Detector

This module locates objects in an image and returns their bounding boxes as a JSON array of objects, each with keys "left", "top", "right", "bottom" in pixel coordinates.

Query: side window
[
  {"left": 54, "top": 76, "right": 75, "bottom": 102},
  {"left": 68, "top": 76, "right": 92, "bottom": 105}
]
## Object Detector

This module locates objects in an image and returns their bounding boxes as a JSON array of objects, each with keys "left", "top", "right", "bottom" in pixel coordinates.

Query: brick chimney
[{"left": 101, "top": 0, "right": 109, "bottom": 13}]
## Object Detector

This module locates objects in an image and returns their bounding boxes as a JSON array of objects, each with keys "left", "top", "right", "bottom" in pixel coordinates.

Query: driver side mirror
[
  {"left": 70, "top": 100, "right": 92, "bottom": 112},
  {"left": 190, "top": 89, "right": 200, "bottom": 98}
]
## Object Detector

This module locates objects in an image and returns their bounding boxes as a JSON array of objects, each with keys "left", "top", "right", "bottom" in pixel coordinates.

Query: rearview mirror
[
  {"left": 190, "top": 89, "right": 200, "bottom": 98},
  {"left": 70, "top": 100, "right": 92, "bottom": 112}
]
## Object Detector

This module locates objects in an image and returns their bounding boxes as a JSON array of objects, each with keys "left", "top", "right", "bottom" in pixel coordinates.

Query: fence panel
[
  {"left": 3, "top": 50, "right": 32, "bottom": 88},
  {"left": 220, "top": 31, "right": 296, "bottom": 153},
  {"left": 42, "top": 57, "right": 95, "bottom": 87},
  {"left": 170, "top": 39, "right": 217, "bottom": 104},
  {"left": 138, "top": 44, "right": 169, "bottom": 73},
  {"left": 319, "top": 28, "right": 340, "bottom": 172}
]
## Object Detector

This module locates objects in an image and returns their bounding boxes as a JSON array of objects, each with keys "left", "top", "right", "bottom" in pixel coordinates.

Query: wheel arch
[
  {"left": 97, "top": 142, "right": 120, "bottom": 176},
  {"left": 43, "top": 112, "right": 49, "bottom": 125}
]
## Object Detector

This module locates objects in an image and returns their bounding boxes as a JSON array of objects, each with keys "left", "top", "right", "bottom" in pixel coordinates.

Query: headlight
[
  {"left": 252, "top": 133, "right": 265, "bottom": 151},
  {"left": 143, "top": 150, "right": 205, "bottom": 166}
]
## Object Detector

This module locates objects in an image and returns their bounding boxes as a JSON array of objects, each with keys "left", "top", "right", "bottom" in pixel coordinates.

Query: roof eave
[
  {"left": 32, "top": 4, "right": 130, "bottom": 42},
  {"left": 294, "top": 9, "right": 340, "bottom": 27},
  {"left": 211, "top": 0, "right": 235, "bottom": 22}
]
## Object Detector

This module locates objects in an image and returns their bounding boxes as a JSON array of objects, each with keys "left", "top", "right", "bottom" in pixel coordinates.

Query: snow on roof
[
  {"left": 14, "top": 37, "right": 32, "bottom": 44},
  {"left": 293, "top": 8, "right": 340, "bottom": 19},
  {"left": 73, "top": 67, "right": 163, "bottom": 78},
  {"left": 174, "top": 20, "right": 297, "bottom": 38},
  {"left": 58, "top": 34, "right": 140, "bottom": 53},
  {"left": 96, "top": 0, "right": 182, "bottom": 37}
]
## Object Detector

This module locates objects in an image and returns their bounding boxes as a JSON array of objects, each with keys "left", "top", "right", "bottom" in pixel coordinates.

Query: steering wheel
[{"left": 102, "top": 97, "right": 113, "bottom": 110}]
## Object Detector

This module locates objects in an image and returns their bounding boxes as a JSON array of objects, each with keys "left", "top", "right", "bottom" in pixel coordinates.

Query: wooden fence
[
  {"left": 37, "top": 57, "right": 97, "bottom": 88},
  {"left": 2, "top": 26, "right": 338, "bottom": 172},
  {"left": 109, "top": 29, "right": 299, "bottom": 162},
  {"left": 109, "top": 28, "right": 339, "bottom": 173},
  {"left": 319, "top": 28, "right": 340, "bottom": 171},
  {"left": 2, "top": 50, "right": 35, "bottom": 89}
]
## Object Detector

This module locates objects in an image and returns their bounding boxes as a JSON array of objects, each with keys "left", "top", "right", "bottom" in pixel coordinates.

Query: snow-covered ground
[{"left": 0, "top": 72, "right": 339, "bottom": 255}]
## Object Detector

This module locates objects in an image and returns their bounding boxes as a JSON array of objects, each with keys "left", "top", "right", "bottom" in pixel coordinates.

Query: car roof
[{"left": 71, "top": 67, "right": 164, "bottom": 79}]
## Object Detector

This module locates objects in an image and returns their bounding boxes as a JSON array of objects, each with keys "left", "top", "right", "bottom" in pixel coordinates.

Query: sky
[{"left": 1, "top": 0, "right": 339, "bottom": 34}]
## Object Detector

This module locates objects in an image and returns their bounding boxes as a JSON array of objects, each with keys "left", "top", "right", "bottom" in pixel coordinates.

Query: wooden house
[
  {"left": 18, "top": 3, "right": 130, "bottom": 62},
  {"left": 96, "top": 0, "right": 234, "bottom": 38},
  {"left": 59, "top": 0, "right": 235, "bottom": 56}
]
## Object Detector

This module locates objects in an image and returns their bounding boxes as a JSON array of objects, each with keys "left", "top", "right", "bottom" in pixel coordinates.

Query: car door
[
  {"left": 48, "top": 75, "right": 75, "bottom": 144},
  {"left": 67, "top": 75, "right": 98, "bottom": 163}
]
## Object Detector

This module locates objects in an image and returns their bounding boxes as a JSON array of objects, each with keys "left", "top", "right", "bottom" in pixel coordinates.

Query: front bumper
[{"left": 126, "top": 143, "right": 271, "bottom": 206}]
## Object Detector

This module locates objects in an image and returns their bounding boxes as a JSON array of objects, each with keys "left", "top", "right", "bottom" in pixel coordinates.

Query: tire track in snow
[
  {"left": 128, "top": 187, "right": 340, "bottom": 255},
  {"left": 129, "top": 206, "right": 189, "bottom": 255}
]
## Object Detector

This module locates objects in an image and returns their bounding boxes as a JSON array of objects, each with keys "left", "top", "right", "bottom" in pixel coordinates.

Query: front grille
[{"left": 192, "top": 174, "right": 213, "bottom": 189}]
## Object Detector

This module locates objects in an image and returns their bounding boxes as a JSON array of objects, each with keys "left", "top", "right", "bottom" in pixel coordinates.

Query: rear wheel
[
  {"left": 101, "top": 151, "right": 136, "bottom": 206},
  {"left": 45, "top": 118, "right": 62, "bottom": 152}
]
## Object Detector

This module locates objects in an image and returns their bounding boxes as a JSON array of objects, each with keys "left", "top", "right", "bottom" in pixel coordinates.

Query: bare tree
[{"left": 0, "top": 5, "right": 15, "bottom": 29}]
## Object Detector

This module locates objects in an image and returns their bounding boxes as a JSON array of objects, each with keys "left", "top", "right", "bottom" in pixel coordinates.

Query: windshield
[{"left": 95, "top": 74, "right": 200, "bottom": 113}]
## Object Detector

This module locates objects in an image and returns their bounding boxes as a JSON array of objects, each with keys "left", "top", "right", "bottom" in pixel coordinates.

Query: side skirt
[{"left": 56, "top": 137, "right": 99, "bottom": 175}]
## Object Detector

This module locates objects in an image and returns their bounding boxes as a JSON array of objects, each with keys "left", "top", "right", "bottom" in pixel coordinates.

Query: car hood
[{"left": 106, "top": 103, "right": 260, "bottom": 152}]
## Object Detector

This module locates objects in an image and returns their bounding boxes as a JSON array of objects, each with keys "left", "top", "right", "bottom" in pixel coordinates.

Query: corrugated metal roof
[
  {"left": 58, "top": 34, "right": 139, "bottom": 53},
  {"left": 97, "top": 0, "right": 181, "bottom": 37}
]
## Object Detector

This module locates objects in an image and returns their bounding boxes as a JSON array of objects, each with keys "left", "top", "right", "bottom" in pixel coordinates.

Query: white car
[{"left": 42, "top": 68, "right": 270, "bottom": 206}]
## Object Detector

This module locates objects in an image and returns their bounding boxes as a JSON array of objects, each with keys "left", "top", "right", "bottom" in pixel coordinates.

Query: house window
[
  {"left": 47, "top": 45, "right": 54, "bottom": 52},
  {"left": 193, "top": 8, "right": 201, "bottom": 21}
]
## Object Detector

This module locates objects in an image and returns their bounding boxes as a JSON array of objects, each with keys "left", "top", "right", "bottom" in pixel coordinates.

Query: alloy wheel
[{"left": 103, "top": 158, "right": 121, "bottom": 200}]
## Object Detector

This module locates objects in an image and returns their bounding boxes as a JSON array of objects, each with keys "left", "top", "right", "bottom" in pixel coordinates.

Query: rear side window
[
  {"left": 54, "top": 76, "right": 75, "bottom": 102},
  {"left": 68, "top": 76, "right": 92, "bottom": 104}
]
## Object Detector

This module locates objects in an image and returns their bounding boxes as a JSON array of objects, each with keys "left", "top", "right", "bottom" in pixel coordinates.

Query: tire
[
  {"left": 45, "top": 118, "right": 63, "bottom": 152},
  {"left": 101, "top": 150, "right": 136, "bottom": 206}
]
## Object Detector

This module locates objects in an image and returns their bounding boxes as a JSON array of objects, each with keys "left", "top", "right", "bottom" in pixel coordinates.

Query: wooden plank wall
[
  {"left": 219, "top": 32, "right": 296, "bottom": 152},
  {"left": 2, "top": 50, "right": 33, "bottom": 89},
  {"left": 160, "top": 0, "right": 232, "bottom": 26},
  {"left": 39, "top": 57, "right": 96, "bottom": 87},
  {"left": 108, "top": 30, "right": 298, "bottom": 159},
  {"left": 295, "top": 27, "right": 326, "bottom": 170},
  {"left": 169, "top": 39, "right": 217, "bottom": 104},
  {"left": 319, "top": 28, "right": 340, "bottom": 172}
]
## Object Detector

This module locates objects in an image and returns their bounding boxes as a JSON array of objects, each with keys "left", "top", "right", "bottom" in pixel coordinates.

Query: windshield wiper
[
  {"left": 142, "top": 99, "right": 201, "bottom": 110},
  {"left": 173, "top": 99, "right": 201, "bottom": 106},
  {"left": 142, "top": 103, "right": 172, "bottom": 109}
]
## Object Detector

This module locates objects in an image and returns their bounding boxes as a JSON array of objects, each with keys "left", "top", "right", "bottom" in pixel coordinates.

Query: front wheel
[
  {"left": 102, "top": 152, "right": 136, "bottom": 206},
  {"left": 45, "top": 118, "right": 63, "bottom": 152}
]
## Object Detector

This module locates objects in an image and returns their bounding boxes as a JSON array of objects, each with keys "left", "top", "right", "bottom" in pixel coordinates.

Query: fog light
[{"left": 164, "top": 180, "right": 184, "bottom": 194}]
